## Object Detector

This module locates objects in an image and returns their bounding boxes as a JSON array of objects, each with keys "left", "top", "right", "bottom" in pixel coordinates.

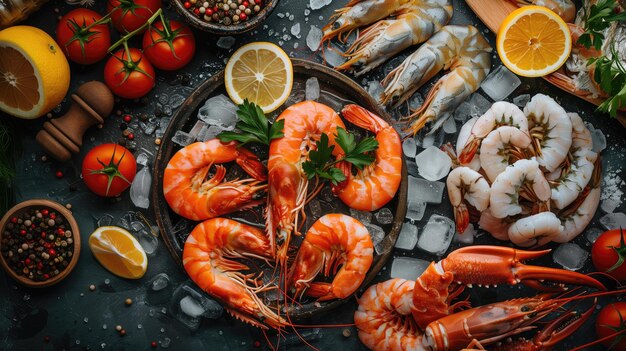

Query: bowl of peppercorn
[
  {"left": 173, "top": 0, "right": 279, "bottom": 35},
  {"left": 0, "top": 199, "right": 81, "bottom": 288}
]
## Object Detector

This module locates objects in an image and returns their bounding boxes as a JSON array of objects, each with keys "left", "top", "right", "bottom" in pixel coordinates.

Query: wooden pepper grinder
[{"left": 36, "top": 81, "right": 114, "bottom": 162}]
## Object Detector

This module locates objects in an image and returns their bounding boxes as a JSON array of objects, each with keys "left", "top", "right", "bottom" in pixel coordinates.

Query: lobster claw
[
  {"left": 531, "top": 301, "right": 596, "bottom": 350},
  {"left": 442, "top": 246, "right": 606, "bottom": 291}
]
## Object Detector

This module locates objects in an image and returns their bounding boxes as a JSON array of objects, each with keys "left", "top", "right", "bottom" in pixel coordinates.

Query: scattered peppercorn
[
  {"left": 125, "top": 298, "right": 133, "bottom": 306},
  {"left": 123, "top": 115, "right": 132, "bottom": 123},
  {"left": 181, "top": 0, "right": 265, "bottom": 25},
  {"left": 253, "top": 340, "right": 261, "bottom": 348},
  {"left": 116, "top": 325, "right": 123, "bottom": 331},
  {"left": 151, "top": 341, "right": 157, "bottom": 348},
  {"left": 55, "top": 171, "right": 63, "bottom": 179},
  {"left": 120, "top": 329, "right": 126, "bottom": 336},
  {"left": 342, "top": 328, "right": 351, "bottom": 338},
  {"left": 127, "top": 133, "right": 135, "bottom": 140},
  {"left": 89, "top": 284, "right": 96, "bottom": 291}
]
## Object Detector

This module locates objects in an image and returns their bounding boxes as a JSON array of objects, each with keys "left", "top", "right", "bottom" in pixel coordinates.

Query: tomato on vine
[
  {"left": 595, "top": 302, "right": 626, "bottom": 350},
  {"left": 142, "top": 19, "right": 195, "bottom": 71},
  {"left": 104, "top": 47, "right": 155, "bottom": 99},
  {"left": 82, "top": 144, "right": 137, "bottom": 197},
  {"left": 592, "top": 228, "right": 626, "bottom": 281},
  {"left": 56, "top": 8, "right": 111, "bottom": 65},
  {"left": 107, "top": 0, "right": 162, "bottom": 33}
]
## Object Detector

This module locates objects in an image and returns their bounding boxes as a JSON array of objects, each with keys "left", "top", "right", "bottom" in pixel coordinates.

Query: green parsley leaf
[
  {"left": 334, "top": 127, "right": 378, "bottom": 169},
  {"left": 578, "top": 0, "right": 626, "bottom": 50},
  {"left": 589, "top": 45, "right": 626, "bottom": 117},
  {"left": 217, "top": 99, "right": 284, "bottom": 146}
]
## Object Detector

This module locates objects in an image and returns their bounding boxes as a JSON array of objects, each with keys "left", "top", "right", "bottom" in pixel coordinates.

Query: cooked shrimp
[
  {"left": 381, "top": 25, "right": 492, "bottom": 135},
  {"left": 490, "top": 158, "right": 551, "bottom": 219},
  {"left": 288, "top": 214, "right": 374, "bottom": 301},
  {"left": 524, "top": 94, "right": 573, "bottom": 173},
  {"left": 480, "top": 126, "right": 532, "bottom": 183},
  {"left": 509, "top": 0, "right": 575, "bottom": 22},
  {"left": 334, "top": 104, "right": 402, "bottom": 211},
  {"left": 267, "top": 101, "right": 346, "bottom": 265},
  {"left": 455, "top": 116, "right": 481, "bottom": 170},
  {"left": 458, "top": 101, "right": 529, "bottom": 165},
  {"left": 354, "top": 278, "right": 424, "bottom": 351},
  {"left": 183, "top": 218, "right": 285, "bottom": 329},
  {"left": 163, "top": 139, "right": 267, "bottom": 221},
  {"left": 335, "top": 0, "right": 453, "bottom": 75},
  {"left": 507, "top": 212, "right": 563, "bottom": 247},
  {"left": 447, "top": 167, "right": 490, "bottom": 234}
]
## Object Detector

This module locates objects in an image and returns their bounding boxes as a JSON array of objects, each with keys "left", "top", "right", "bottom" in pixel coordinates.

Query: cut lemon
[
  {"left": 0, "top": 26, "right": 70, "bottom": 119},
  {"left": 224, "top": 42, "right": 293, "bottom": 113},
  {"left": 496, "top": 6, "right": 571, "bottom": 77},
  {"left": 89, "top": 226, "right": 147, "bottom": 279}
]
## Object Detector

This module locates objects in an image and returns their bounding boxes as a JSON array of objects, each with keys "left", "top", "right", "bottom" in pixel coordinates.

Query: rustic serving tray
[
  {"left": 151, "top": 59, "right": 408, "bottom": 319},
  {"left": 465, "top": 0, "right": 626, "bottom": 127}
]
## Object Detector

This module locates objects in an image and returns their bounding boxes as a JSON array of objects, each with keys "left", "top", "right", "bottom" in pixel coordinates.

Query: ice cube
[
  {"left": 188, "top": 120, "right": 206, "bottom": 140},
  {"left": 390, "top": 257, "right": 430, "bottom": 281},
  {"left": 170, "top": 282, "right": 224, "bottom": 330},
  {"left": 374, "top": 208, "right": 394, "bottom": 225},
  {"left": 409, "top": 93, "right": 424, "bottom": 110},
  {"left": 160, "top": 337, "right": 171, "bottom": 349},
  {"left": 591, "top": 129, "right": 606, "bottom": 153},
  {"left": 197, "top": 95, "right": 238, "bottom": 130},
  {"left": 421, "top": 133, "right": 436, "bottom": 148},
  {"left": 513, "top": 94, "right": 530, "bottom": 108},
  {"left": 599, "top": 213, "right": 626, "bottom": 230},
  {"left": 468, "top": 93, "right": 491, "bottom": 118},
  {"left": 407, "top": 176, "right": 445, "bottom": 204},
  {"left": 306, "top": 25, "right": 323, "bottom": 51},
  {"left": 130, "top": 166, "right": 151, "bottom": 209},
  {"left": 216, "top": 36, "right": 236, "bottom": 49},
  {"left": 170, "top": 94, "right": 185, "bottom": 109},
  {"left": 96, "top": 214, "right": 114, "bottom": 227},
  {"left": 149, "top": 273, "right": 170, "bottom": 291},
  {"left": 553, "top": 243, "right": 588, "bottom": 271},
  {"left": 141, "top": 120, "right": 157, "bottom": 135},
  {"left": 395, "top": 222, "right": 418, "bottom": 250},
  {"left": 308, "top": 198, "right": 322, "bottom": 219},
  {"left": 454, "top": 101, "right": 472, "bottom": 122},
  {"left": 366, "top": 81, "right": 384, "bottom": 103},
  {"left": 480, "top": 65, "right": 521, "bottom": 101},
  {"left": 197, "top": 125, "right": 223, "bottom": 142},
  {"left": 171, "top": 131, "right": 195, "bottom": 147},
  {"left": 402, "top": 137, "right": 417, "bottom": 158},
  {"left": 324, "top": 45, "right": 346, "bottom": 67},
  {"left": 180, "top": 296, "right": 206, "bottom": 318},
  {"left": 601, "top": 198, "right": 619, "bottom": 214},
  {"left": 291, "top": 23, "right": 301, "bottom": 36},
  {"left": 442, "top": 116, "right": 456, "bottom": 134},
  {"left": 305, "top": 77, "right": 320, "bottom": 101},
  {"left": 417, "top": 215, "right": 455, "bottom": 255},
  {"left": 350, "top": 208, "right": 372, "bottom": 224},
  {"left": 365, "top": 223, "right": 385, "bottom": 249},
  {"left": 309, "top": 0, "right": 332, "bottom": 10},
  {"left": 406, "top": 200, "right": 426, "bottom": 222},
  {"left": 158, "top": 94, "right": 169, "bottom": 105},
  {"left": 414, "top": 147, "right": 452, "bottom": 181},
  {"left": 453, "top": 224, "right": 475, "bottom": 245},
  {"left": 138, "top": 229, "right": 158, "bottom": 255},
  {"left": 116, "top": 211, "right": 138, "bottom": 231},
  {"left": 585, "top": 228, "right": 604, "bottom": 244}
]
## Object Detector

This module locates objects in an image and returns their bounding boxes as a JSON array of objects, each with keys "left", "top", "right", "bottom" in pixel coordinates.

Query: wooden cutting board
[{"left": 465, "top": 0, "right": 626, "bottom": 127}]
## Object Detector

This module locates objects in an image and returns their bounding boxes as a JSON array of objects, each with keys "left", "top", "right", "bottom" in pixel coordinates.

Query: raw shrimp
[
  {"left": 458, "top": 101, "right": 529, "bottom": 165},
  {"left": 354, "top": 278, "right": 424, "bottom": 351},
  {"left": 480, "top": 126, "right": 532, "bottom": 183},
  {"left": 524, "top": 94, "right": 573, "bottom": 173},
  {"left": 288, "top": 214, "right": 374, "bottom": 301},
  {"left": 507, "top": 212, "right": 563, "bottom": 247},
  {"left": 509, "top": 0, "right": 575, "bottom": 22},
  {"left": 267, "top": 101, "right": 345, "bottom": 265},
  {"left": 478, "top": 208, "right": 512, "bottom": 241},
  {"left": 381, "top": 25, "right": 492, "bottom": 135},
  {"left": 334, "top": 104, "right": 402, "bottom": 211},
  {"left": 335, "top": 0, "right": 453, "bottom": 75},
  {"left": 454, "top": 116, "right": 481, "bottom": 170},
  {"left": 163, "top": 139, "right": 267, "bottom": 221},
  {"left": 183, "top": 218, "right": 285, "bottom": 329},
  {"left": 446, "top": 167, "right": 490, "bottom": 234},
  {"left": 490, "top": 158, "right": 551, "bottom": 219}
]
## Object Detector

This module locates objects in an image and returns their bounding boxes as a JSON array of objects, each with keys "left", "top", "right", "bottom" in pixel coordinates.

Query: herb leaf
[
  {"left": 335, "top": 127, "right": 378, "bottom": 169},
  {"left": 217, "top": 99, "right": 284, "bottom": 146},
  {"left": 578, "top": 0, "right": 626, "bottom": 50},
  {"left": 589, "top": 45, "right": 626, "bottom": 117}
]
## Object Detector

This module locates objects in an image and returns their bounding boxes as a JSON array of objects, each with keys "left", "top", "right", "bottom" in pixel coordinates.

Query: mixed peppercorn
[
  {"left": 1, "top": 208, "right": 74, "bottom": 282},
  {"left": 182, "top": 0, "right": 265, "bottom": 25}
]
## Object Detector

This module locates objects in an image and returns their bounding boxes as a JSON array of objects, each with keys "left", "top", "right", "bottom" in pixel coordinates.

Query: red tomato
[
  {"left": 142, "top": 19, "right": 195, "bottom": 71},
  {"left": 56, "top": 8, "right": 111, "bottom": 65},
  {"left": 596, "top": 302, "right": 626, "bottom": 349},
  {"left": 82, "top": 144, "right": 137, "bottom": 197},
  {"left": 592, "top": 228, "right": 626, "bottom": 281},
  {"left": 104, "top": 48, "right": 156, "bottom": 99},
  {"left": 107, "top": 0, "right": 162, "bottom": 33}
]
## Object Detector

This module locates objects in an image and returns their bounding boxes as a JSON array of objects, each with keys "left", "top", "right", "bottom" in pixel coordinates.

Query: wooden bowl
[
  {"left": 172, "top": 0, "right": 279, "bottom": 35},
  {"left": 0, "top": 199, "right": 81, "bottom": 288}
]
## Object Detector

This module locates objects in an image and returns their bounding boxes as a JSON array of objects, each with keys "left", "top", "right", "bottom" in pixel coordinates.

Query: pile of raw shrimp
[{"left": 448, "top": 93, "right": 601, "bottom": 247}]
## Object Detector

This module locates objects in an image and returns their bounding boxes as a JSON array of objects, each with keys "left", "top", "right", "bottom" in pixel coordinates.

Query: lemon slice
[
  {"left": 225, "top": 42, "right": 293, "bottom": 113},
  {"left": 89, "top": 226, "right": 147, "bottom": 279},
  {"left": 0, "top": 26, "right": 70, "bottom": 119},
  {"left": 496, "top": 6, "right": 571, "bottom": 77}
]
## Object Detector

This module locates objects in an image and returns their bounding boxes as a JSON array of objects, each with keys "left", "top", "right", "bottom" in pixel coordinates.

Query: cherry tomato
[
  {"left": 82, "top": 144, "right": 136, "bottom": 197},
  {"left": 596, "top": 302, "right": 626, "bottom": 349},
  {"left": 142, "top": 19, "right": 195, "bottom": 71},
  {"left": 104, "top": 48, "right": 156, "bottom": 99},
  {"left": 56, "top": 8, "right": 111, "bottom": 65},
  {"left": 107, "top": 0, "right": 162, "bottom": 33},
  {"left": 592, "top": 228, "right": 626, "bottom": 281}
]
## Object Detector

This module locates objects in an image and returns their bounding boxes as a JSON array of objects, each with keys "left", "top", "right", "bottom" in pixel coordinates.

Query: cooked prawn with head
[
  {"left": 288, "top": 214, "right": 374, "bottom": 301},
  {"left": 446, "top": 167, "right": 490, "bottom": 234},
  {"left": 183, "top": 218, "right": 286, "bottom": 329},
  {"left": 480, "top": 126, "right": 533, "bottom": 183},
  {"left": 334, "top": 104, "right": 402, "bottom": 211},
  {"left": 163, "top": 139, "right": 267, "bottom": 221},
  {"left": 381, "top": 25, "right": 492, "bottom": 135}
]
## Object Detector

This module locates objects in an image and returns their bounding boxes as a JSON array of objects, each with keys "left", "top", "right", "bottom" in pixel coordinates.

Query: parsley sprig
[
  {"left": 302, "top": 127, "right": 378, "bottom": 185},
  {"left": 589, "top": 45, "right": 626, "bottom": 117},
  {"left": 217, "top": 99, "right": 284, "bottom": 146},
  {"left": 578, "top": 0, "right": 626, "bottom": 50}
]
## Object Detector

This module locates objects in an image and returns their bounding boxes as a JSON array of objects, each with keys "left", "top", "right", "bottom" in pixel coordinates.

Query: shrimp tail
[
  {"left": 455, "top": 202, "right": 470, "bottom": 234},
  {"left": 342, "top": 104, "right": 388, "bottom": 133},
  {"left": 235, "top": 147, "right": 268, "bottom": 181},
  {"left": 458, "top": 135, "right": 480, "bottom": 164}
]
